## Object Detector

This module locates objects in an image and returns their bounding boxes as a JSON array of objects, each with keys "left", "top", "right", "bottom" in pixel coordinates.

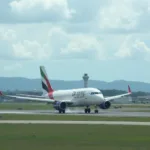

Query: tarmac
[
  {"left": 0, "top": 109, "right": 150, "bottom": 126},
  {"left": 0, "top": 109, "right": 150, "bottom": 117}
]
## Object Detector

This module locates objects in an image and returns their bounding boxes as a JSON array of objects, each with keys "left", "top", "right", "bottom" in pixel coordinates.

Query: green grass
[
  {"left": 122, "top": 110, "right": 150, "bottom": 112},
  {"left": 0, "top": 102, "right": 52, "bottom": 110},
  {"left": 1, "top": 114, "right": 150, "bottom": 122},
  {"left": 116, "top": 104, "right": 150, "bottom": 108},
  {"left": 0, "top": 124, "right": 150, "bottom": 150}
]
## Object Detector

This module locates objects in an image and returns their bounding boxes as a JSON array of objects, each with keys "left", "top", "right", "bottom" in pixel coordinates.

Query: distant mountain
[{"left": 0, "top": 77, "right": 150, "bottom": 92}]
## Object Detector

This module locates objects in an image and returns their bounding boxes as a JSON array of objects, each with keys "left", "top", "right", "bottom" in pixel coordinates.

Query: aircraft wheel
[
  {"left": 62, "top": 110, "right": 65, "bottom": 113},
  {"left": 87, "top": 108, "right": 91, "bottom": 113},
  {"left": 94, "top": 110, "right": 98, "bottom": 113},
  {"left": 59, "top": 110, "right": 62, "bottom": 113},
  {"left": 84, "top": 108, "right": 87, "bottom": 113}
]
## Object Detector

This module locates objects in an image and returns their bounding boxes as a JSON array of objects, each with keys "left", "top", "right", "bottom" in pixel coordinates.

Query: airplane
[{"left": 0, "top": 66, "right": 132, "bottom": 114}]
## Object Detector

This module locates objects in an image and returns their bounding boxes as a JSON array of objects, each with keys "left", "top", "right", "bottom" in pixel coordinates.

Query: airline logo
[{"left": 40, "top": 66, "right": 54, "bottom": 93}]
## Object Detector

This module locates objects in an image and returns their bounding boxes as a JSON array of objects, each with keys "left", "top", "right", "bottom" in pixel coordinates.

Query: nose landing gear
[
  {"left": 94, "top": 105, "right": 99, "bottom": 114},
  {"left": 94, "top": 109, "right": 98, "bottom": 113}
]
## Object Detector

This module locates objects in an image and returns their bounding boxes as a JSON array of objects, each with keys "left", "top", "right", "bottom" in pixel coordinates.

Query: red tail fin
[{"left": 128, "top": 85, "right": 131, "bottom": 93}]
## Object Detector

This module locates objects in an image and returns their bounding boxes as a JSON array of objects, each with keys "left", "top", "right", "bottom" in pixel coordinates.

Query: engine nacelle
[
  {"left": 99, "top": 101, "right": 111, "bottom": 109},
  {"left": 53, "top": 101, "right": 67, "bottom": 110}
]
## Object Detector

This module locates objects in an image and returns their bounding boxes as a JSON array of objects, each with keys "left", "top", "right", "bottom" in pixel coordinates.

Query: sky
[{"left": 0, "top": 0, "right": 150, "bottom": 82}]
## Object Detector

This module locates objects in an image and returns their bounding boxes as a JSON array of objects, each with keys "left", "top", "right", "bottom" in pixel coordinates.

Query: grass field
[
  {"left": 0, "top": 124, "right": 150, "bottom": 150},
  {"left": 1, "top": 114, "right": 150, "bottom": 122},
  {"left": 117, "top": 104, "right": 150, "bottom": 108},
  {"left": 0, "top": 103, "right": 150, "bottom": 149},
  {"left": 0, "top": 102, "right": 52, "bottom": 110}
]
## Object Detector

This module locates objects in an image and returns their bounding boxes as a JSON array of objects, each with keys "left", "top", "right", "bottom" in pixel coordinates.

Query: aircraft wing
[
  {"left": 0, "top": 92, "right": 73, "bottom": 104},
  {"left": 16, "top": 94, "right": 45, "bottom": 98},
  {"left": 105, "top": 85, "right": 132, "bottom": 102},
  {"left": 0, "top": 93, "right": 55, "bottom": 103}
]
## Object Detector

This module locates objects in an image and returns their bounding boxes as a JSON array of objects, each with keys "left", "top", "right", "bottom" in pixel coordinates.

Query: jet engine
[
  {"left": 99, "top": 101, "right": 111, "bottom": 109},
  {"left": 53, "top": 101, "right": 67, "bottom": 110}
]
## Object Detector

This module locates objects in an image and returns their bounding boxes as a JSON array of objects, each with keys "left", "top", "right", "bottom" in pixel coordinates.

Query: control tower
[{"left": 83, "top": 73, "right": 89, "bottom": 88}]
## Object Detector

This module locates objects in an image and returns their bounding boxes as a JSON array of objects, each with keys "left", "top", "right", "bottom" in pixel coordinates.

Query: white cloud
[
  {"left": 47, "top": 27, "right": 106, "bottom": 60},
  {"left": 133, "top": 40, "right": 150, "bottom": 61},
  {"left": 99, "top": 0, "right": 142, "bottom": 31},
  {"left": 61, "top": 34, "right": 105, "bottom": 60},
  {"left": 115, "top": 35, "right": 133, "bottom": 58},
  {"left": 1, "top": 24, "right": 150, "bottom": 62},
  {"left": 12, "top": 40, "right": 52, "bottom": 60},
  {"left": 0, "top": 25, "right": 106, "bottom": 61},
  {"left": 133, "top": 40, "right": 150, "bottom": 53},
  {"left": 10, "top": 0, "right": 75, "bottom": 22},
  {"left": 0, "top": 29, "right": 17, "bottom": 41},
  {"left": 61, "top": 35, "right": 98, "bottom": 53},
  {"left": 115, "top": 35, "right": 150, "bottom": 61}
]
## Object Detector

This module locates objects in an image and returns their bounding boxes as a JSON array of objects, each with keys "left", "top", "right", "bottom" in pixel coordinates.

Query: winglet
[
  {"left": 0, "top": 91, "right": 3, "bottom": 96},
  {"left": 128, "top": 85, "right": 132, "bottom": 93}
]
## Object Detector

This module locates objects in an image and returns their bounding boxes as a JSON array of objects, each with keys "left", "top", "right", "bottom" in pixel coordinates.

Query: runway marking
[{"left": 0, "top": 120, "right": 150, "bottom": 126}]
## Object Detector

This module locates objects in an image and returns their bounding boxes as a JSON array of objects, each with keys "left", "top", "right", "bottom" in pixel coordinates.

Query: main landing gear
[
  {"left": 84, "top": 106, "right": 99, "bottom": 114},
  {"left": 58, "top": 109, "right": 65, "bottom": 114},
  {"left": 84, "top": 106, "right": 91, "bottom": 114}
]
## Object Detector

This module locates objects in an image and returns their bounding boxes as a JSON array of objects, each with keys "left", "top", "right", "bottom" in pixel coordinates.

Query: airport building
[
  {"left": 83, "top": 73, "right": 89, "bottom": 88},
  {"left": 132, "top": 96, "right": 150, "bottom": 104}
]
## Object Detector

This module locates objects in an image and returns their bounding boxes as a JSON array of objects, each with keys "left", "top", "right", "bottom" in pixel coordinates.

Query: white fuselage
[{"left": 46, "top": 88, "right": 105, "bottom": 107}]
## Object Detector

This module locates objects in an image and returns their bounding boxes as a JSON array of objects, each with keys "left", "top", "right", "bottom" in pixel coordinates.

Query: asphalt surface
[
  {"left": 0, "top": 120, "right": 150, "bottom": 126},
  {"left": 0, "top": 109, "right": 150, "bottom": 117}
]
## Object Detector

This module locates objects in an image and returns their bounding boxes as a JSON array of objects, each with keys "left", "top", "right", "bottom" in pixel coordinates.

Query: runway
[
  {"left": 0, "top": 120, "right": 150, "bottom": 126},
  {"left": 0, "top": 109, "right": 150, "bottom": 117}
]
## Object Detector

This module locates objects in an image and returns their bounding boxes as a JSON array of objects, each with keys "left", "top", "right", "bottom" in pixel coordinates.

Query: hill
[{"left": 0, "top": 77, "right": 150, "bottom": 92}]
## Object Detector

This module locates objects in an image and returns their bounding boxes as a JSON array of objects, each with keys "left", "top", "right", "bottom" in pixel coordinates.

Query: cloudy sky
[{"left": 0, "top": 0, "right": 150, "bottom": 82}]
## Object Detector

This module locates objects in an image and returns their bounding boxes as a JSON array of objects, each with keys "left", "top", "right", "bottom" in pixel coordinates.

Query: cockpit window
[{"left": 91, "top": 92, "right": 101, "bottom": 95}]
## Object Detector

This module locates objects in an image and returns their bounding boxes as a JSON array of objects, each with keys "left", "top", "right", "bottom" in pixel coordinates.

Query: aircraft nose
[{"left": 97, "top": 94, "right": 104, "bottom": 100}]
